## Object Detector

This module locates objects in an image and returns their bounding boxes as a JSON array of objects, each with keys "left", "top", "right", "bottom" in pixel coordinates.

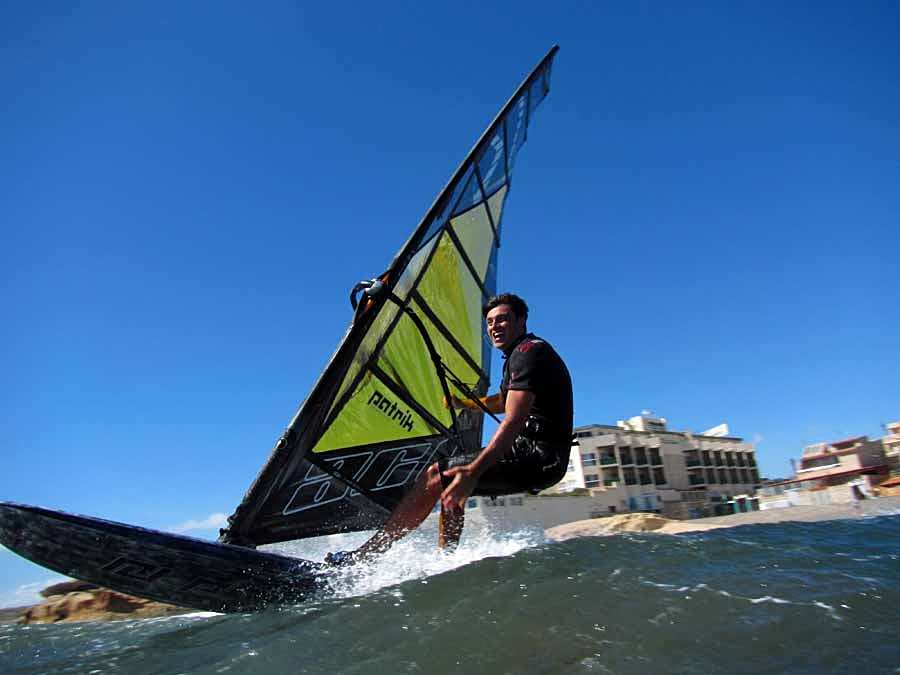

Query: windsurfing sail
[{"left": 220, "top": 46, "right": 559, "bottom": 548}]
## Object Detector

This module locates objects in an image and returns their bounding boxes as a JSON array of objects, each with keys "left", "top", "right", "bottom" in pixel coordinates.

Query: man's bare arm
[
  {"left": 467, "top": 389, "right": 534, "bottom": 475},
  {"left": 446, "top": 392, "right": 505, "bottom": 415},
  {"left": 440, "top": 389, "right": 535, "bottom": 509}
]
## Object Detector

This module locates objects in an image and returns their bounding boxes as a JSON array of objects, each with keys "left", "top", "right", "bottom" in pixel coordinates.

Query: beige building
[
  {"left": 882, "top": 421, "right": 900, "bottom": 466},
  {"left": 551, "top": 415, "right": 761, "bottom": 518},
  {"left": 758, "top": 432, "right": 891, "bottom": 507}
]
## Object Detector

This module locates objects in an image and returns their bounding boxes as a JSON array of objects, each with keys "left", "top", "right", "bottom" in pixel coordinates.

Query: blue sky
[{"left": 1, "top": 1, "right": 898, "bottom": 605}]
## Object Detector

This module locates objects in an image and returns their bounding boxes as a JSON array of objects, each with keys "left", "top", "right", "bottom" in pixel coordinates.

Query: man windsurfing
[{"left": 326, "top": 292, "right": 573, "bottom": 565}]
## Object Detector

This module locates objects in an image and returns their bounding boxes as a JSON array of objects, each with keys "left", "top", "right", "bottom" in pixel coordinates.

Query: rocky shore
[{"left": 6, "top": 581, "right": 188, "bottom": 625}]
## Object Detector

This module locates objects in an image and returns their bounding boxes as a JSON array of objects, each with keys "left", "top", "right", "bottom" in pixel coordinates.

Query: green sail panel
[
  {"left": 312, "top": 370, "right": 439, "bottom": 454},
  {"left": 414, "top": 231, "right": 486, "bottom": 364},
  {"left": 409, "top": 294, "right": 484, "bottom": 395},
  {"left": 450, "top": 200, "right": 498, "bottom": 282}
]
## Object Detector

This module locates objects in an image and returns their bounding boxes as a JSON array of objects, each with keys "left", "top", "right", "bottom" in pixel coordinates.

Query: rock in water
[{"left": 20, "top": 587, "right": 189, "bottom": 624}]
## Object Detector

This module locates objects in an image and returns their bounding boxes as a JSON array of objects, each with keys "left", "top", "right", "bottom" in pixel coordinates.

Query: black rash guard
[
  {"left": 501, "top": 332, "right": 573, "bottom": 445},
  {"left": 441, "top": 330, "right": 574, "bottom": 496}
]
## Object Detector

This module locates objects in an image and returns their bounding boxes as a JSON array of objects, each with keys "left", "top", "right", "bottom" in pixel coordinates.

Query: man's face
[{"left": 485, "top": 304, "right": 526, "bottom": 352}]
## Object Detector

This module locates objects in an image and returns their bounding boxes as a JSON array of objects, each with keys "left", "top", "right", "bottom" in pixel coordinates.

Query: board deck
[{"left": 0, "top": 501, "right": 331, "bottom": 613}]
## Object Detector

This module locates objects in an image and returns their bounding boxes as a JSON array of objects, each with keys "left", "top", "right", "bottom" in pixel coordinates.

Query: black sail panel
[{"left": 221, "top": 46, "right": 558, "bottom": 547}]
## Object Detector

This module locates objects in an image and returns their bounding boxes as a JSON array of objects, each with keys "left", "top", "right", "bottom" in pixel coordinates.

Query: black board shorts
[{"left": 439, "top": 435, "right": 569, "bottom": 497}]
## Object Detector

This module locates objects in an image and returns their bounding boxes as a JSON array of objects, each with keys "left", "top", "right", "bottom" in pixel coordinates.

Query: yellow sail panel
[
  {"left": 449, "top": 202, "right": 496, "bottom": 280},
  {"left": 326, "top": 236, "right": 439, "bottom": 421},
  {"left": 410, "top": 295, "right": 484, "bottom": 395},
  {"left": 312, "top": 370, "right": 439, "bottom": 454},
  {"left": 326, "top": 300, "right": 401, "bottom": 422},
  {"left": 376, "top": 310, "right": 453, "bottom": 427},
  {"left": 416, "top": 232, "right": 484, "bottom": 364}
]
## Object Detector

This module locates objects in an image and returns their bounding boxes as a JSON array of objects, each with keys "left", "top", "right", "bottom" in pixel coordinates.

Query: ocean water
[{"left": 1, "top": 514, "right": 898, "bottom": 674}]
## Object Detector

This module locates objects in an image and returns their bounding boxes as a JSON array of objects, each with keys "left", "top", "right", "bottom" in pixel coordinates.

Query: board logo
[{"left": 367, "top": 390, "right": 414, "bottom": 432}]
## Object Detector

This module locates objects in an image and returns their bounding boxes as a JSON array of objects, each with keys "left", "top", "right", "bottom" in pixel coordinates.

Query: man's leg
[
  {"left": 350, "top": 462, "right": 444, "bottom": 559},
  {"left": 438, "top": 503, "right": 464, "bottom": 550}
]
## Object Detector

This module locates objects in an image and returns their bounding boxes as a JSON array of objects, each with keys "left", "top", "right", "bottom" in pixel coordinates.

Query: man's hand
[
  {"left": 441, "top": 463, "right": 480, "bottom": 511},
  {"left": 443, "top": 395, "right": 464, "bottom": 410}
]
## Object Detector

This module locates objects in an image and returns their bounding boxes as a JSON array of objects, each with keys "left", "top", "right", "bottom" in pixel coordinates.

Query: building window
[
  {"left": 584, "top": 474, "right": 601, "bottom": 487},
  {"left": 582, "top": 452, "right": 598, "bottom": 467}
]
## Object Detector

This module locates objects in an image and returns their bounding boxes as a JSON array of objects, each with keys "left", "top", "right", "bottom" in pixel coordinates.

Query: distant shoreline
[{"left": 546, "top": 495, "right": 900, "bottom": 540}]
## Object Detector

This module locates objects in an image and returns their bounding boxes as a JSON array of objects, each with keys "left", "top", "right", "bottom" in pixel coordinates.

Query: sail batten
[{"left": 220, "top": 46, "right": 559, "bottom": 547}]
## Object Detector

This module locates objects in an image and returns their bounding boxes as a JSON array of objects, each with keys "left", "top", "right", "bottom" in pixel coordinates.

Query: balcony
[
  {"left": 649, "top": 451, "right": 662, "bottom": 465},
  {"left": 689, "top": 475, "right": 707, "bottom": 486},
  {"left": 685, "top": 459, "right": 702, "bottom": 468},
  {"left": 601, "top": 454, "right": 618, "bottom": 465}
]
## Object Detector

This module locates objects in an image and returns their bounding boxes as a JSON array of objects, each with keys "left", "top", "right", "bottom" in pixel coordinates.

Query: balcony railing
[{"left": 601, "top": 455, "right": 618, "bottom": 465}]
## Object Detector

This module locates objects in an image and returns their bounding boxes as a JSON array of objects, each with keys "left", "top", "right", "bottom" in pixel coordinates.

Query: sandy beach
[{"left": 546, "top": 495, "right": 900, "bottom": 540}]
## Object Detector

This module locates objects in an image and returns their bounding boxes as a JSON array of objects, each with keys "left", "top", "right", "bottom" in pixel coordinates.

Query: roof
[
  {"left": 772, "top": 464, "right": 890, "bottom": 487},
  {"left": 830, "top": 435, "right": 867, "bottom": 448}
]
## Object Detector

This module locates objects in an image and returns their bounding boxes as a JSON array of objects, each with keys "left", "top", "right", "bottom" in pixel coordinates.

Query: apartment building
[
  {"left": 552, "top": 415, "right": 761, "bottom": 518},
  {"left": 882, "top": 421, "right": 900, "bottom": 467},
  {"left": 758, "top": 432, "right": 891, "bottom": 506}
]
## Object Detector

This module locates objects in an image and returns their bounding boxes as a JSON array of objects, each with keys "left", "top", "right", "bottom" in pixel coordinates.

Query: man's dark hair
[{"left": 483, "top": 293, "right": 529, "bottom": 320}]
